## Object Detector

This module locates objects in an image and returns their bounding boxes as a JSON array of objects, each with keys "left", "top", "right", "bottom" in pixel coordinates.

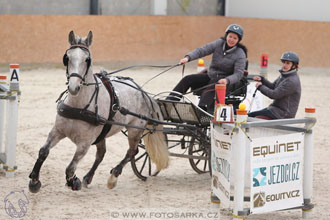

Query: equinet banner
[{"left": 250, "top": 133, "right": 304, "bottom": 214}]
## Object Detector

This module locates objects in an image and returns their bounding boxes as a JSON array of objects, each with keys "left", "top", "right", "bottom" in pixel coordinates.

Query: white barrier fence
[
  {"left": 211, "top": 107, "right": 316, "bottom": 219},
  {"left": 0, "top": 64, "right": 20, "bottom": 177}
]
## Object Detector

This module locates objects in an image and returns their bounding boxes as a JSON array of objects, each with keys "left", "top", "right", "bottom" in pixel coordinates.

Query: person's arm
[
  {"left": 258, "top": 78, "right": 295, "bottom": 99},
  {"left": 261, "top": 76, "right": 277, "bottom": 89},
  {"left": 186, "top": 39, "right": 221, "bottom": 61},
  {"left": 253, "top": 76, "right": 276, "bottom": 89}
]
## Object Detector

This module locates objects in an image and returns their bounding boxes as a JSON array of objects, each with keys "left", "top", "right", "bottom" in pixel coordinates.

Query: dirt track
[{"left": 0, "top": 63, "right": 329, "bottom": 220}]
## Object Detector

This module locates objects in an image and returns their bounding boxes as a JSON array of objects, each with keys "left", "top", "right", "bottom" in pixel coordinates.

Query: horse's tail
[{"left": 142, "top": 105, "right": 169, "bottom": 171}]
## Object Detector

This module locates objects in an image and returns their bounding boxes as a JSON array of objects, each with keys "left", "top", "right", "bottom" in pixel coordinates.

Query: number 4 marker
[{"left": 214, "top": 104, "right": 234, "bottom": 123}]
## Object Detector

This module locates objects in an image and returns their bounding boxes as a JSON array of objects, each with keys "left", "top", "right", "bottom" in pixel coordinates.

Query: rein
[
  {"left": 184, "top": 78, "right": 249, "bottom": 97},
  {"left": 100, "top": 63, "right": 183, "bottom": 88},
  {"left": 105, "top": 64, "right": 180, "bottom": 75},
  {"left": 141, "top": 63, "right": 181, "bottom": 87}
]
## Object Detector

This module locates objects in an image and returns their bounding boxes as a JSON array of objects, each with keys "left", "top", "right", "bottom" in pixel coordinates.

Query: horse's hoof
[
  {"left": 66, "top": 176, "right": 82, "bottom": 191},
  {"left": 107, "top": 176, "right": 117, "bottom": 189},
  {"left": 110, "top": 167, "right": 122, "bottom": 177},
  {"left": 72, "top": 177, "right": 82, "bottom": 191},
  {"left": 29, "top": 179, "right": 41, "bottom": 193},
  {"left": 82, "top": 174, "right": 94, "bottom": 188}
]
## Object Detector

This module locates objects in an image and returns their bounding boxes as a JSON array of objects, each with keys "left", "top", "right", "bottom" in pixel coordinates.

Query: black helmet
[
  {"left": 225, "top": 24, "right": 244, "bottom": 40},
  {"left": 280, "top": 51, "right": 299, "bottom": 65}
]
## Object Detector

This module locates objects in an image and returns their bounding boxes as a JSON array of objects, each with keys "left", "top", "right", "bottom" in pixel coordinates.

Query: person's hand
[
  {"left": 218, "top": 78, "right": 228, "bottom": 84},
  {"left": 256, "top": 82, "right": 262, "bottom": 88},
  {"left": 180, "top": 57, "right": 189, "bottom": 65},
  {"left": 253, "top": 76, "right": 262, "bottom": 81}
]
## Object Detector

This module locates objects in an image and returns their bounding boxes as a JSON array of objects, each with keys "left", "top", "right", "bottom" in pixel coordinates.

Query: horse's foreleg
[
  {"left": 107, "top": 132, "right": 140, "bottom": 189},
  {"left": 29, "top": 126, "right": 65, "bottom": 193},
  {"left": 65, "top": 144, "right": 91, "bottom": 191},
  {"left": 82, "top": 139, "right": 106, "bottom": 187}
]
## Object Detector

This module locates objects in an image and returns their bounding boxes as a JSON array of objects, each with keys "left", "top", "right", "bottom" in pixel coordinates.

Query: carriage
[{"left": 129, "top": 82, "right": 248, "bottom": 181}]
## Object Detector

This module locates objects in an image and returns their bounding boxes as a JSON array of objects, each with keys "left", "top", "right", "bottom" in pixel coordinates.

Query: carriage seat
[
  {"left": 255, "top": 115, "right": 273, "bottom": 120},
  {"left": 192, "top": 70, "right": 248, "bottom": 111}
]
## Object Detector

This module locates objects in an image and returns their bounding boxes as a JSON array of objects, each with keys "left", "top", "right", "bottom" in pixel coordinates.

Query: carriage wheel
[
  {"left": 130, "top": 142, "right": 160, "bottom": 181},
  {"left": 188, "top": 136, "right": 211, "bottom": 175}
]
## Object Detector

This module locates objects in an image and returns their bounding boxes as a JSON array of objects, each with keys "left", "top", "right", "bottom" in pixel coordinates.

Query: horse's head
[{"left": 63, "top": 30, "right": 93, "bottom": 96}]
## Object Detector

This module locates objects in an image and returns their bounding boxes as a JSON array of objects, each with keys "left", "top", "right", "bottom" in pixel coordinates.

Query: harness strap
[
  {"left": 57, "top": 101, "right": 162, "bottom": 132},
  {"left": 57, "top": 101, "right": 106, "bottom": 126},
  {"left": 92, "top": 73, "right": 119, "bottom": 145}
]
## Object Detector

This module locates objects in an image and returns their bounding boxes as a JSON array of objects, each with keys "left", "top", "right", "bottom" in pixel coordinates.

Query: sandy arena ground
[{"left": 0, "top": 62, "right": 329, "bottom": 220}]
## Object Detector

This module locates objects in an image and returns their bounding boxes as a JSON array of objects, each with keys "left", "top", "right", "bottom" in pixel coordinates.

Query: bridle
[
  {"left": 57, "top": 44, "right": 100, "bottom": 108},
  {"left": 63, "top": 44, "right": 92, "bottom": 85}
]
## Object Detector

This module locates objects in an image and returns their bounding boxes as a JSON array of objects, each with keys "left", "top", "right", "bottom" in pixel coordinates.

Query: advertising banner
[
  {"left": 211, "top": 125, "right": 232, "bottom": 208},
  {"left": 250, "top": 133, "right": 304, "bottom": 213}
]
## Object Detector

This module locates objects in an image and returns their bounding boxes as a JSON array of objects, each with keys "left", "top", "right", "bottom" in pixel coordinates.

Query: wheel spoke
[
  {"left": 148, "top": 157, "right": 152, "bottom": 176},
  {"left": 135, "top": 152, "right": 147, "bottom": 162},
  {"left": 191, "top": 148, "right": 204, "bottom": 154},
  {"left": 195, "top": 159, "right": 201, "bottom": 166},
  {"left": 203, "top": 158, "right": 207, "bottom": 171},
  {"left": 139, "top": 155, "right": 148, "bottom": 173}
]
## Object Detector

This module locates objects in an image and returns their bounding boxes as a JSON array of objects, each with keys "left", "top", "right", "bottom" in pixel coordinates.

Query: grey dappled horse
[{"left": 28, "top": 31, "right": 169, "bottom": 192}]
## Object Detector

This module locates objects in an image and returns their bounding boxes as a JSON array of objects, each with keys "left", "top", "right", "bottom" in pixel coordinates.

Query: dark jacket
[
  {"left": 186, "top": 38, "right": 246, "bottom": 86},
  {"left": 259, "top": 69, "right": 301, "bottom": 119}
]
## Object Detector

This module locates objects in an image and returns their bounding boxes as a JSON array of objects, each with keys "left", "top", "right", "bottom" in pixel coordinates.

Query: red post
[
  {"left": 260, "top": 54, "right": 268, "bottom": 68},
  {"left": 260, "top": 53, "right": 268, "bottom": 78},
  {"left": 215, "top": 84, "right": 226, "bottom": 105}
]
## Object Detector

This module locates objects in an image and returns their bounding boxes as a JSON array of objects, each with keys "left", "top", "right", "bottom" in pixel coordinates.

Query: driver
[{"left": 166, "top": 24, "right": 247, "bottom": 113}]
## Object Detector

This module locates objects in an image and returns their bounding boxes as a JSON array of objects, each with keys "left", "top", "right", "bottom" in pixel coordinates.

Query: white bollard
[
  {"left": 302, "top": 107, "right": 315, "bottom": 218},
  {"left": 0, "top": 75, "right": 7, "bottom": 153},
  {"left": 9, "top": 64, "right": 20, "bottom": 91},
  {"left": 197, "top": 58, "right": 206, "bottom": 73},
  {"left": 4, "top": 64, "right": 20, "bottom": 177},
  {"left": 232, "top": 108, "right": 248, "bottom": 220},
  {"left": 194, "top": 59, "right": 206, "bottom": 105}
]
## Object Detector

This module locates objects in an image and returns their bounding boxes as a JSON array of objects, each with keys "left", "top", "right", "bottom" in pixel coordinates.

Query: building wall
[
  {"left": 99, "top": 0, "right": 152, "bottom": 15},
  {"left": 0, "top": 0, "right": 90, "bottom": 15},
  {"left": 226, "top": 0, "right": 330, "bottom": 22},
  {"left": 166, "top": 0, "right": 221, "bottom": 16},
  {"left": 1, "top": 0, "right": 330, "bottom": 22},
  {"left": 0, "top": 15, "right": 328, "bottom": 68},
  {"left": 0, "top": 0, "right": 221, "bottom": 16}
]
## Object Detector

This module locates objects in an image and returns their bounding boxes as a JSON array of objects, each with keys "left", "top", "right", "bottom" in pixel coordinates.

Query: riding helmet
[
  {"left": 225, "top": 24, "right": 244, "bottom": 41},
  {"left": 280, "top": 51, "right": 299, "bottom": 65}
]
